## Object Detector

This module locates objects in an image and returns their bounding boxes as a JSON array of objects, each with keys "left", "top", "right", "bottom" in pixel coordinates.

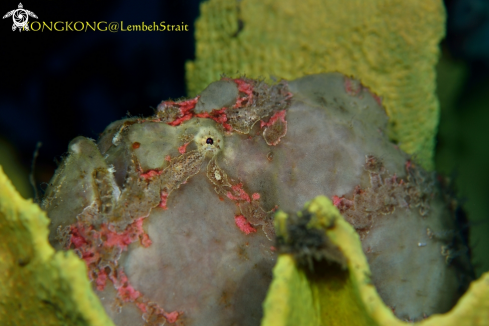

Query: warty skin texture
[{"left": 42, "top": 73, "right": 471, "bottom": 325}]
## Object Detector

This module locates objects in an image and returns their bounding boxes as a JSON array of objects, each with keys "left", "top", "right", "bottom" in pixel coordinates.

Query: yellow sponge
[
  {"left": 0, "top": 166, "right": 113, "bottom": 326},
  {"left": 186, "top": 0, "right": 445, "bottom": 169}
]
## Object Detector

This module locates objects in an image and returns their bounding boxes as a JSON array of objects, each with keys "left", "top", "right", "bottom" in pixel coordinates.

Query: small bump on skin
[{"left": 267, "top": 152, "right": 273, "bottom": 162}]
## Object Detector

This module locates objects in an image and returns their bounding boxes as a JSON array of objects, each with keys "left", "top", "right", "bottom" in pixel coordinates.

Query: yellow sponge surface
[
  {"left": 0, "top": 166, "right": 113, "bottom": 326},
  {"left": 186, "top": 0, "right": 445, "bottom": 169}
]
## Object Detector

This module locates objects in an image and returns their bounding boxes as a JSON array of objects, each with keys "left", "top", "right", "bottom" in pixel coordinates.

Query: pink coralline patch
[
  {"left": 101, "top": 225, "right": 136, "bottom": 250},
  {"left": 162, "top": 94, "right": 235, "bottom": 131},
  {"left": 405, "top": 160, "right": 413, "bottom": 172},
  {"left": 176, "top": 97, "right": 200, "bottom": 113},
  {"left": 344, "top": 77, "right": 362, "bottom": 96},
  {"left": 114, "top": 255, "right": 182, "bottom": 324},
  {"left": 260, "top": 110, "right": 287, "bottom": 129},
  {"left": 65, "top": 218, "right": 153, "bottom": 297},
  {"left": 232, "top": 78, "right": 254, "bottom": 108},
  {"left": 164, "top": 311, "right": 181, "bottom": 323},
  {"left": 116, "top": 269, "right": 141, "bottom": 302},
  {"left": 372, "top": 94, "right": 382, "bottom": 106},
  {"left": 252, "top": 193, "right": 261, "bottom": 201},
  {"left": 69, "top": 224, "right": 102, "bottom": 267},
  {"left": 65, "top": 215, "right": 181, "bottom": 323},
  {"left": 178, "top": 142, "right": 190, "bottom": 154},
  {"left": 159, "top": 191, "right": 169, "bottom": 209},
  {"left": 168, "top": 114, "right": 193, "bottom": 126},
  {"left": 70, "top": 218, "right": 151, "bottom": 259},
  {"left": 136, "top": 303, "right": 148, "bottom": 313},
  {"left": 226, "top": 183, "right": 251, "bottom": 202},
  {"left": 332, "top": 195, "right": 342, "bottom": 207},
  {"left": 332, "top": 195, "right": 354, "bottom": 211},
  {"left": 80, "top": 247, "right": 100, "bottom": 266},
  {"left": 362, "top": 86, "right": 383, "bottom": 106},
  {"left": 260, "top": 110, "right": 288, "bottom": 146},
  {"left": 161, "top": 96, "right": 200, "bottom": 127},
  {"left": 234, "top": 215, "right": 257, "bottom": 235},
  {"left": 140, "top": 169, "right": 164, "bottom": 180},
  {"left": 165, "top": 155, "right": 172, "bottom": 162},
  {"left": 70, "top": 224, "right": 90, "bottom": 248},
  {"left": 135, "top": 302, "right": 181, "bottom": 324},
  {"left": 96, "top": 269, "right": 108, "bottom": 291},
  {"left": 140, "top": 233, "right": 152, "bottom": 247},
  {"left": 196, "top": 107, "right": 233, "bottom": 131},
  {"left": 100, "top": 217, "right": 149, "bottom": 250}
]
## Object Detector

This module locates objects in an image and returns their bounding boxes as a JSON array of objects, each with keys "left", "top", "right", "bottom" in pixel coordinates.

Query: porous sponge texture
[
  {"left": 186, "top": 0, "right": 445, "bottom": 169},
  {"left": 0, "top": 166, "right": 113, "bottom": 326}
]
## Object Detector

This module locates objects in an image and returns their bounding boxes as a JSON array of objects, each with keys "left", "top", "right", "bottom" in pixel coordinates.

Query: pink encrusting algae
[
  {"left": 196, "top": 108, "right": 232, "bottom": 131},
  {"left": 226, "top": 183, "right": 251, "bottom": 202},
  {"left": 95, "top": 268, "right": 108, "bottom": 291},
  {"left": 332, "top": 195, "right": 343, "bottom": 208},
  {"left": 139, "top": 169, "right": 164, "bottom": 180},
  {"left": 178, "top": 142, "right": 190, "bottom": 154},
  {"left": 156, "top": 77, "right": 257, "bottom": 132},
  {"left": 234, "top": 215, "right": 257, "bottom": 235},
  {"left": 164, "top": 96, "right": 200, "bottom": 127},
  {"left": 344, "top": 76, "right": 362, "bottom": 96},
  {"left": 260, "top": 110, "right": 288, "bottom": 146},
  {"left": 344, "top": 75, "right": 382, "bottom": 105},
  {"left": 260, "top": 110, "right": 286, "bottom": 129},
  {"left": 159, "top": 191, "right": 169, "bottom": 210},
  {"left": 231, "top": 78, "right": 254, "bottom": 108},
  {"left": 63, "top": 216, "right": 179, "bottom": 323}
]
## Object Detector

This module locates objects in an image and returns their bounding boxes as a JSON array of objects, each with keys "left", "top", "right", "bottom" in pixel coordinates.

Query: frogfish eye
[{"left": 206, "top": 137, "right": 214, "bottom": 145}]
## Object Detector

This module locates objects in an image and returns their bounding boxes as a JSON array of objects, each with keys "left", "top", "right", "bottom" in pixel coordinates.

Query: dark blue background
[{"left": 0, "top": 0, "right": 201, "bottom": 188}]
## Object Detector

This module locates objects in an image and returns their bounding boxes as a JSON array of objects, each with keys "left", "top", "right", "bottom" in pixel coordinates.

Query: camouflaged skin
[{"left": 42, "top": 73, "right": 471, "bottom": 325}]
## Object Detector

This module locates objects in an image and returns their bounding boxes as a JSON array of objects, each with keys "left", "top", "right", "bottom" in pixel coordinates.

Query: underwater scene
[{"left": 1, "top": 0, "right": 489, "bottom": 325}]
